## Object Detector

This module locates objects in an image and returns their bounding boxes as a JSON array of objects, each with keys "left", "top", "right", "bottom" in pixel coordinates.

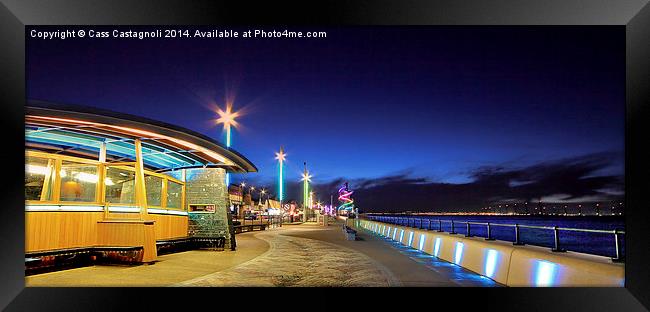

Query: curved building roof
[{"left": 25, "top": 99, "right": 257, "bottom": 173}]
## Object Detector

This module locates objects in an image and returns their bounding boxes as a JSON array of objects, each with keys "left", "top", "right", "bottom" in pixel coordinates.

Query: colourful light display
[{"left": 337, "top": 182, "right": 355, "bottom": 212}]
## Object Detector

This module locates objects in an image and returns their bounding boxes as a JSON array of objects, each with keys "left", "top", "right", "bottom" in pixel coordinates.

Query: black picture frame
[{"left": 1, "top": 0, "right": 649, "bottom": 311}]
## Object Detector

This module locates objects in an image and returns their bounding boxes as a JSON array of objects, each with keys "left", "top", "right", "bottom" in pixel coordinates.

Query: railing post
[
  {"left": 612, "top": 229, "right": 624, "bottom": 262},
  {"left": 437, "top": 220, "right": 443, "bottom": 232},
  {"left": 450, "top": 220, "right": 457, "bottom": 234},
  {"left": 485, "top": 222, "right": 495, "bottom": 241},
  {"left": 513, "top": 224, "right": 525, "bottom": 245},
  {"left": 465, "top": 222, "right": 471, "bottom": 237},
  {"left": 551, "top": 226, "right": 566, "bottom": 252},
  {"left": 427, "top": 219, "right": 432, "bottom": 230},
  {"left": 419, "top": 219, "right": 423, "bottom": 229}
]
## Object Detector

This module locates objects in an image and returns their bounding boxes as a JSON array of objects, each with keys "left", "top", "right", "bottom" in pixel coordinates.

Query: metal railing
[
  {"left": 366, "top": 215, "right": 625, "bottom": 262},
  {"left": 232, "top": 215, "right": 283, "bottom": 233}
]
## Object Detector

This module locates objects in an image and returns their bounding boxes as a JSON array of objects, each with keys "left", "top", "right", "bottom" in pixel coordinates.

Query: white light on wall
[
  {"left": 74, "top": 172, "right": 99, "bottom": 183},
  {"left": 434, "top": 238, "right": 441, "bottom": 257},
  {"left": 25, "top": 205, "right": 104, "bottom": 212},
  {"left": 26, "top": 164, "right": 49, "bottom": 175},
  {"left": 147, "top": 208, "right": 188, "bottom": 216},
  {"left": 108, "top": 206, "right": 140, "bottom": 213},
  {"left": 535, "top": 260, "right": 558, "bottom": 287},
  {"left": 419, "top": 234, "right": 426, "bottom": 251},
  {"left": 485, "top": 249, "right": 499, "bottom": 278},
  {"left": 454, "top": 242, "right": 464, "bottom": 265}
]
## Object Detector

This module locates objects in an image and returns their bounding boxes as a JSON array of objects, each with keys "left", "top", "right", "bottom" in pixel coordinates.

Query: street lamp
[
  {"left": 309, "top": 191, "right": 314, "bottom": 210},
  {"left": 275, "top": 147, "right": 286, "bottom": 223},
  {"left": 216, "top": 102, "right": 240, "bottom": 187},
  {"left": 275, "top": 146, "right": 286, "bottom": 202},
  {"left": 260, "top": 188, "right": 267, "bottom": 206},
  {"left": 301, "top": 162, "right": 312, "bottom": 222}
]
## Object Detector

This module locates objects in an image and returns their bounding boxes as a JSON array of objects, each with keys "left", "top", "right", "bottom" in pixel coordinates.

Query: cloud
[{"left": 306, "top": 151, "right": 623, "bottom": 213}]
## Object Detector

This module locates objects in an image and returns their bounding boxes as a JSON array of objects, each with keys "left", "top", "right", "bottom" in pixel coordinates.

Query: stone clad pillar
[{"left": 183, "top": 168, "right": 234, "bottom": 250}]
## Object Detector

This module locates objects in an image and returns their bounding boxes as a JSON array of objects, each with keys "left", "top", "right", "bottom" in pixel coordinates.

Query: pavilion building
[{"left": 25, "top": 100, "right": 257, "bottom": 269}]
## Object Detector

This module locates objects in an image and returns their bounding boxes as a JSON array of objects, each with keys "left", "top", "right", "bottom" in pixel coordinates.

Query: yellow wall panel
[{"left": 25, "top": 212, "right": 103, "bottom": 252}]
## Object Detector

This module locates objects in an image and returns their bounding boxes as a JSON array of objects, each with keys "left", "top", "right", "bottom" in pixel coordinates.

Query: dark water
[{"left": 366, "top": 214, "right": 625, "bottom": 258}]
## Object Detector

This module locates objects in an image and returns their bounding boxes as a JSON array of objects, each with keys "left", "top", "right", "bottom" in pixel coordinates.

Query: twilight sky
[{"left": 27, "top": 26, "right": 625, "bottom": 211}]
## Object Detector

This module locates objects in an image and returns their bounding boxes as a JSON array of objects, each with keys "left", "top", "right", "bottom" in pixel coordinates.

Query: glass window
[
  {"left": 60, "top": 161, "right": 98, "bottom": 202},
  {"left": 105, "top": 167, "right": 136, "bottom": 204},
  {"left": 166, "top": 180, "right": 183, "bottom": 209},
  {"left": 25, "top": 156, "right": 55, "bottom": 201},
  {"left": 145, "top": 175, "right": 163, "bottom": 207}
]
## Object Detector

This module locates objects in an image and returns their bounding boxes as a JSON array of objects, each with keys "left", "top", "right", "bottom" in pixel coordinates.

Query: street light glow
[
  {"left": 215, "top": 103, "right": 240, "bottom": 148},
  {"left": 216, "top": 102, "right": 241, "bottom": 187}
]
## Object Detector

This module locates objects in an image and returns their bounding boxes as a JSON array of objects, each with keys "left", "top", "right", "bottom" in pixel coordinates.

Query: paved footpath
[{"left": 26, "top": 220, "right": 498, "bottom": 287}]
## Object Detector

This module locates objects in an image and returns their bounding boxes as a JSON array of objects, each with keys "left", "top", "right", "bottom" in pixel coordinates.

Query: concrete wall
[{"left": 354, "top": 219, "right": 625, "bottom": 287}]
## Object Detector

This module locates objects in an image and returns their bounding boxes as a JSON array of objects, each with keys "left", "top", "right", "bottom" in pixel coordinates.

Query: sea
[{"left": 365, "top": 214, "right": 625, "bottom": 258}]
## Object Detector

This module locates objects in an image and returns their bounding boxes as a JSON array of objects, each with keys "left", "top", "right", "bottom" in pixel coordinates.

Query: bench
[
  {"left": 93, "top": 246, "right": 144, "bottom": 264},
  {"left": 157, "top": 237, "right": 226, "bottom": 254},
  {"left": 192, "top": 237, "right": 226, "bottom": 251},
  {"left": 25, "top": 246, "right": 144, "bottom": 274},
  {"left": 233, "top": 223, "right": 267, "bottom": 234}
]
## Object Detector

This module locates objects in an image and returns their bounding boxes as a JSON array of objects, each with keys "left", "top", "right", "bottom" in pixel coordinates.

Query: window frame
[{"left": 25, "top": 150, "right": 186, "bottom": 212}]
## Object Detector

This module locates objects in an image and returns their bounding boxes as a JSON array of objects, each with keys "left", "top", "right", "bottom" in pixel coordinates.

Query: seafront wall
[{"left": 350, "top": 218, "right": 624, "bottom": 287}]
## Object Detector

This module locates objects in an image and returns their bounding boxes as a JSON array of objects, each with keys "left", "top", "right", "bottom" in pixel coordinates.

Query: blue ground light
[{"left": 361, "top": 227, "right": 500, "bottom": 287}]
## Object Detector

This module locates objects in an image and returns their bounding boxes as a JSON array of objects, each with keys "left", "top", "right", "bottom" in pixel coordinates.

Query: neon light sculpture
[{"left": 337, "top": 182, "right": 355, "bottom": 212}]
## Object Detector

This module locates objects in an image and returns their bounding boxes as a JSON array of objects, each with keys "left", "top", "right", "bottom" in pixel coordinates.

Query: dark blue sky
[{"left": 27, "top": 26, "right": 624, "bottom": 206}]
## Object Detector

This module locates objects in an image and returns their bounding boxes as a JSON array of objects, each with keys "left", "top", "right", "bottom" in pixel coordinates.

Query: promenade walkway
[{"left": 26, "top": 219, "right": 498, "bottom": 287}]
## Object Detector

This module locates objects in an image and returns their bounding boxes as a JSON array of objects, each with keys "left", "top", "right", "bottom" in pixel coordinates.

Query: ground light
[
  {"left": 434, "top": 238, "right": 442, "bottom": 257},
  {"left": 535, "top": 260, "right": 558, "bottom": 286},
  {"left": 454, "top": 242, "right": 464, "bottom": 265},
  {"left": 484, "top": 249, "right": 499, "bottom": 278},
  {"left": 419, "top": 234, "right": 426, "bottom": 251}
]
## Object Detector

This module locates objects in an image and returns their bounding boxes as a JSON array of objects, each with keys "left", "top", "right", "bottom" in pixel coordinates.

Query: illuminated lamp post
[
  {"left": 216, "top": 103, "right": 240, "bottom": 188},
  {"left": 301, "top": 162, "right": 312, "bottom": 222},
  {"left": 275, "top": 147, "right": 286, "bottom": 211},
  {"left": 250, "top": 185, "right": 256, "bottom": 206}
]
